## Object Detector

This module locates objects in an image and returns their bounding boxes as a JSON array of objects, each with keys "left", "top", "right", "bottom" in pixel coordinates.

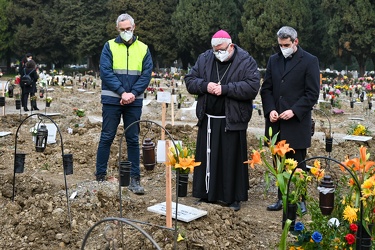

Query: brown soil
[{"left": 0, "top": 77, "right": 374, "bottom": 249}]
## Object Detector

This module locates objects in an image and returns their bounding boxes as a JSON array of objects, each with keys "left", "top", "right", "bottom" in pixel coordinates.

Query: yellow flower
[
  {"left": 177, "top": 233, "right": 184, "bottom": 242},
  {"left": 343, "top": 205, "right": 358, "bottom": 223},
  {"left": 310, "top": 160, "right": 325, "bottom": 181},
  {"left": 362, "top": 178, "right": 374, "bottom": 190},
  {"left": 284, "top": 158, "right": 297, "bottom": 171},
  {"left": 166, "top": 151, "right": 176, "bottom": 167}
]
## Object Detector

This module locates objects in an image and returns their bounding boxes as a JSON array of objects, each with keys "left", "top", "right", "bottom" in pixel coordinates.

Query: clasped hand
[
  {"left": 270, "top": 110, "right": 294, "bottom": 122},
  {"left": 207, "top": 82, "right": 222, "bottom": 96},
  {"left": 120, "top": 92, "right": 135, "bottom": 105}
]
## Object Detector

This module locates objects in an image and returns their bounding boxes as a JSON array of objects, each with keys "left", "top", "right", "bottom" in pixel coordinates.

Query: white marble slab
[
  {"left": 0, "top": 131, "right": 12, "bottom": 137},
  {"left": 342, "top": 135, "right": 372, "bottom": 142},
  {"left": 147, "top": 202, "right": 207, "bottom": 222}
]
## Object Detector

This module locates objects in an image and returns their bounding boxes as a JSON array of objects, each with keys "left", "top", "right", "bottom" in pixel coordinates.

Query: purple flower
[
  {"left": 311, "top": 231, "right": 323, "bottom": 243},
  {"left": 294, "top": 222, "right": 304, "bottom": 231}
]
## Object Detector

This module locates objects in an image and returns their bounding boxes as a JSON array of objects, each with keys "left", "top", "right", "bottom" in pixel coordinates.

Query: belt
[{"left": 205, "top": 114, "right": 226, "bottom": 193}]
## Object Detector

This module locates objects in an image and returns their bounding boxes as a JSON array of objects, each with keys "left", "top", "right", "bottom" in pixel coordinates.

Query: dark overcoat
[{"left": 260, "top": 46, "right": 320, "bottom": 149}]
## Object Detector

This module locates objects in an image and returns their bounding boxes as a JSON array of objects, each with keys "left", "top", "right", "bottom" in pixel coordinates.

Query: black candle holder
[
  {"left": 35, "top": 124, "right": 48, "bottom": 152},
  {"left": 15, "top": 99, "right": 21, "bottom": 110},
  {"left": 14, "top": 153, "right": 26, "bottom": 173},
  {"left": 0, "top": 96, "right": 5, "bottom": 107},
  {"left": 325, "top": 137, "right": 333, "bottom": 152},
  {"left": 119, "top": 161, "right": 131, "bottom": 186},
  {"left": 63, "top": 154, "right": 73, "bottom": 175}
]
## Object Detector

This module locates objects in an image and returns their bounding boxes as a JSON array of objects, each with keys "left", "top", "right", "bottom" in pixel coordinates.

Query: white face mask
[
  {"left": 280, "top": 46, "right": 294, "bottom": 58},
  {"left": 120, "top": 30, "right": 133, "bottom": 42},
  {"left": 214, "top": 50, "right": 230, "bottom": 62}
]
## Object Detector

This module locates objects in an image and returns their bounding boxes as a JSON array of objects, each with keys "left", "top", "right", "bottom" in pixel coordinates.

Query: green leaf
[{"left": 279, "top": 219, "right": 292, "bottom": 250}]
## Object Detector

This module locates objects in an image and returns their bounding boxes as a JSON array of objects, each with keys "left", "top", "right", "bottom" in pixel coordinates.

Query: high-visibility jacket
[{"left": 100, "top": 35, "right": 153, "bottom": 106}]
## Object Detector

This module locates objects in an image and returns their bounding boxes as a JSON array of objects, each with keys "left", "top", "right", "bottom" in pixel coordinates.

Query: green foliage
[
  {"left": 239, "top": 0, "right": 314, "bottom": 67},
  {"left": 172, "top": 0, "right": 241, "bottom": 60},
  {"left": 0, "top": 0, "right": 375, "bottom": 75},
  {"left": 322, "top": 0, "right": 375, "bottom": 76}
]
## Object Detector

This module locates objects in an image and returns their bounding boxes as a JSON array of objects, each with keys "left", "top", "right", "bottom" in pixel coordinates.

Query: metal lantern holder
[
  {"left": 81, "top": 120, "right": 181, "bottom": 249},
  {"left": 313, "top": 108, "right": 333, "bottom": 157},
  {"left": 35, "top": 123, "right": 48, "bottom": 152},
  {"left": 12, "top": 113, "right": 73, "bottom": 228},
  {"left": 141, "top": 123, "right": 157, "bottom": 171}
]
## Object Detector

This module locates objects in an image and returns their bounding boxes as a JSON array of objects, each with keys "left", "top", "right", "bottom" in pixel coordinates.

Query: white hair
[
  {"left": 211, "top": 38, "right": 232, "bottom": 47},
  {"left": 116, "top": 13, "right": 135, "bottom": 27}
]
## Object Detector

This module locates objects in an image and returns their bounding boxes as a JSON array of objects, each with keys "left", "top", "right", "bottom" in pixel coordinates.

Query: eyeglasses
[
  {"left": 119, "top": 27, "right": 133, "bottom": 32},
  {"left": 213, "top": 43, "right": 231, "bottom": 55}
]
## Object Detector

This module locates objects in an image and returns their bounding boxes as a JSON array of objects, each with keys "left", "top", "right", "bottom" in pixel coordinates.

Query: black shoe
[
  {"left": 24, "top": 107, "right": 29, "bottom": 111},
  {"left": 267, "top": 200, "right": 283, "bottom": 211},
  {"left": 96, "top": 175, "right": 106, "bottom": 182},
  {"left": 229, "top": 201, "right": 241, "bottom": 211},
  {"left": 128, "top": 177, "right": 145, "bottom": 195},
  {"left": 300, "top": 201, "right": 307, "bottom": 214},
  {"left": 33, "top": 107, "right": 39, "bottom": 110}
]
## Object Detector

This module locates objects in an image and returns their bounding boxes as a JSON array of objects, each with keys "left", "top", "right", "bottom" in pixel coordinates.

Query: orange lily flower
[
  {"left": 244, "top": 150, "right": 262, "bottom": 169},
  {"left": 271, "top": 140, "right": 295, "bottom": 157},
  {"left": 175, "top": 156, "right": 201, "bottom": 173}
]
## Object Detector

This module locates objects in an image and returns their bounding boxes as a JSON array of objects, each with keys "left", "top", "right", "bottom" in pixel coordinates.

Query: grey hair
[
  {"left": 211, "top": 38, "right": 232, "bottom": 47},
  {"left": 277, "top": 26, "right": 298, "bottom": 41},
  {"left": 116, "top": 13, "right": 135, "bottom": 27}
]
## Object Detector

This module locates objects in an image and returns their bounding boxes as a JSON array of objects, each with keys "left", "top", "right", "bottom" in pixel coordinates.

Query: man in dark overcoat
[{"left": 260, "top": 26, "right": 320, "bottom": 213}]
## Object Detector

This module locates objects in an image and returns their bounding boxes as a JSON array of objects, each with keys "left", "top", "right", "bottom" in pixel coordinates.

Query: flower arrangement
[
  {"left": 244, "top": 128, "right": 316, "bottom": 212},
  {"left": 347, "top": 122, "right": 371, "bottom": 136},
  {"left": 73, "top": 108, "right": 85, "bottom": 117},
  {"left": 285, "top": 146, "right": 375, "bottom": 249},
  {"left": 30, "top": 96, "right": 37, "bottom": 101},
  {"left": 46, "top": 97, "right": 53, "bottom": 103},
  {"left": 341, "top": 146, "right": 375, "bottom": 232},
  {"left": 290, "top": 221, "right": 323, "bottom": 249},
  {"left": 166, "top": 142, "right": 201, "bottom": 174}
]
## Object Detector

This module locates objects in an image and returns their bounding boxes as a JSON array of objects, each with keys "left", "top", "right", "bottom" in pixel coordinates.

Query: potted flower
[
  {"left": 340, "top": 146, "right": 375, "bottom": 249},
  {"left": 283, "top": 146, "right": 375, "bottom": 249},
  {"left": 7, "top": 80, "right": 15, "bottom": 98},
  {"left": 245, "top": 128, "right": 316, "bottom": 230},
  {"left": 30, "top": 95, "right": 37, "bottom": 108},
  {"left": 73, "top": 108, "right": 85, "bottom": 117},
  {"left": 177, "top": 95, "right": 186, "bottom": 109},
  {"left": 46, "top": 97, "right": 53, "bottom": 107},
  {"left": 166, "top": 142, "right": 201, "bottom": 197},
  {"left": 347, "top": 123, "right": 371, "bottom": 136}
]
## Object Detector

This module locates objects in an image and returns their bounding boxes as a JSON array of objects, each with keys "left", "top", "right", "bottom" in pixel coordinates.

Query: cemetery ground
[{"left": 0, "top": 77, "right": 375, "bottom": 249}]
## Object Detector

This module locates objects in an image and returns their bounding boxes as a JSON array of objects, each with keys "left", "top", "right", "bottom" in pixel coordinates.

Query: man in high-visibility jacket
[{"left": 96, "top": 13, "right": 153, "bottom": 195}]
